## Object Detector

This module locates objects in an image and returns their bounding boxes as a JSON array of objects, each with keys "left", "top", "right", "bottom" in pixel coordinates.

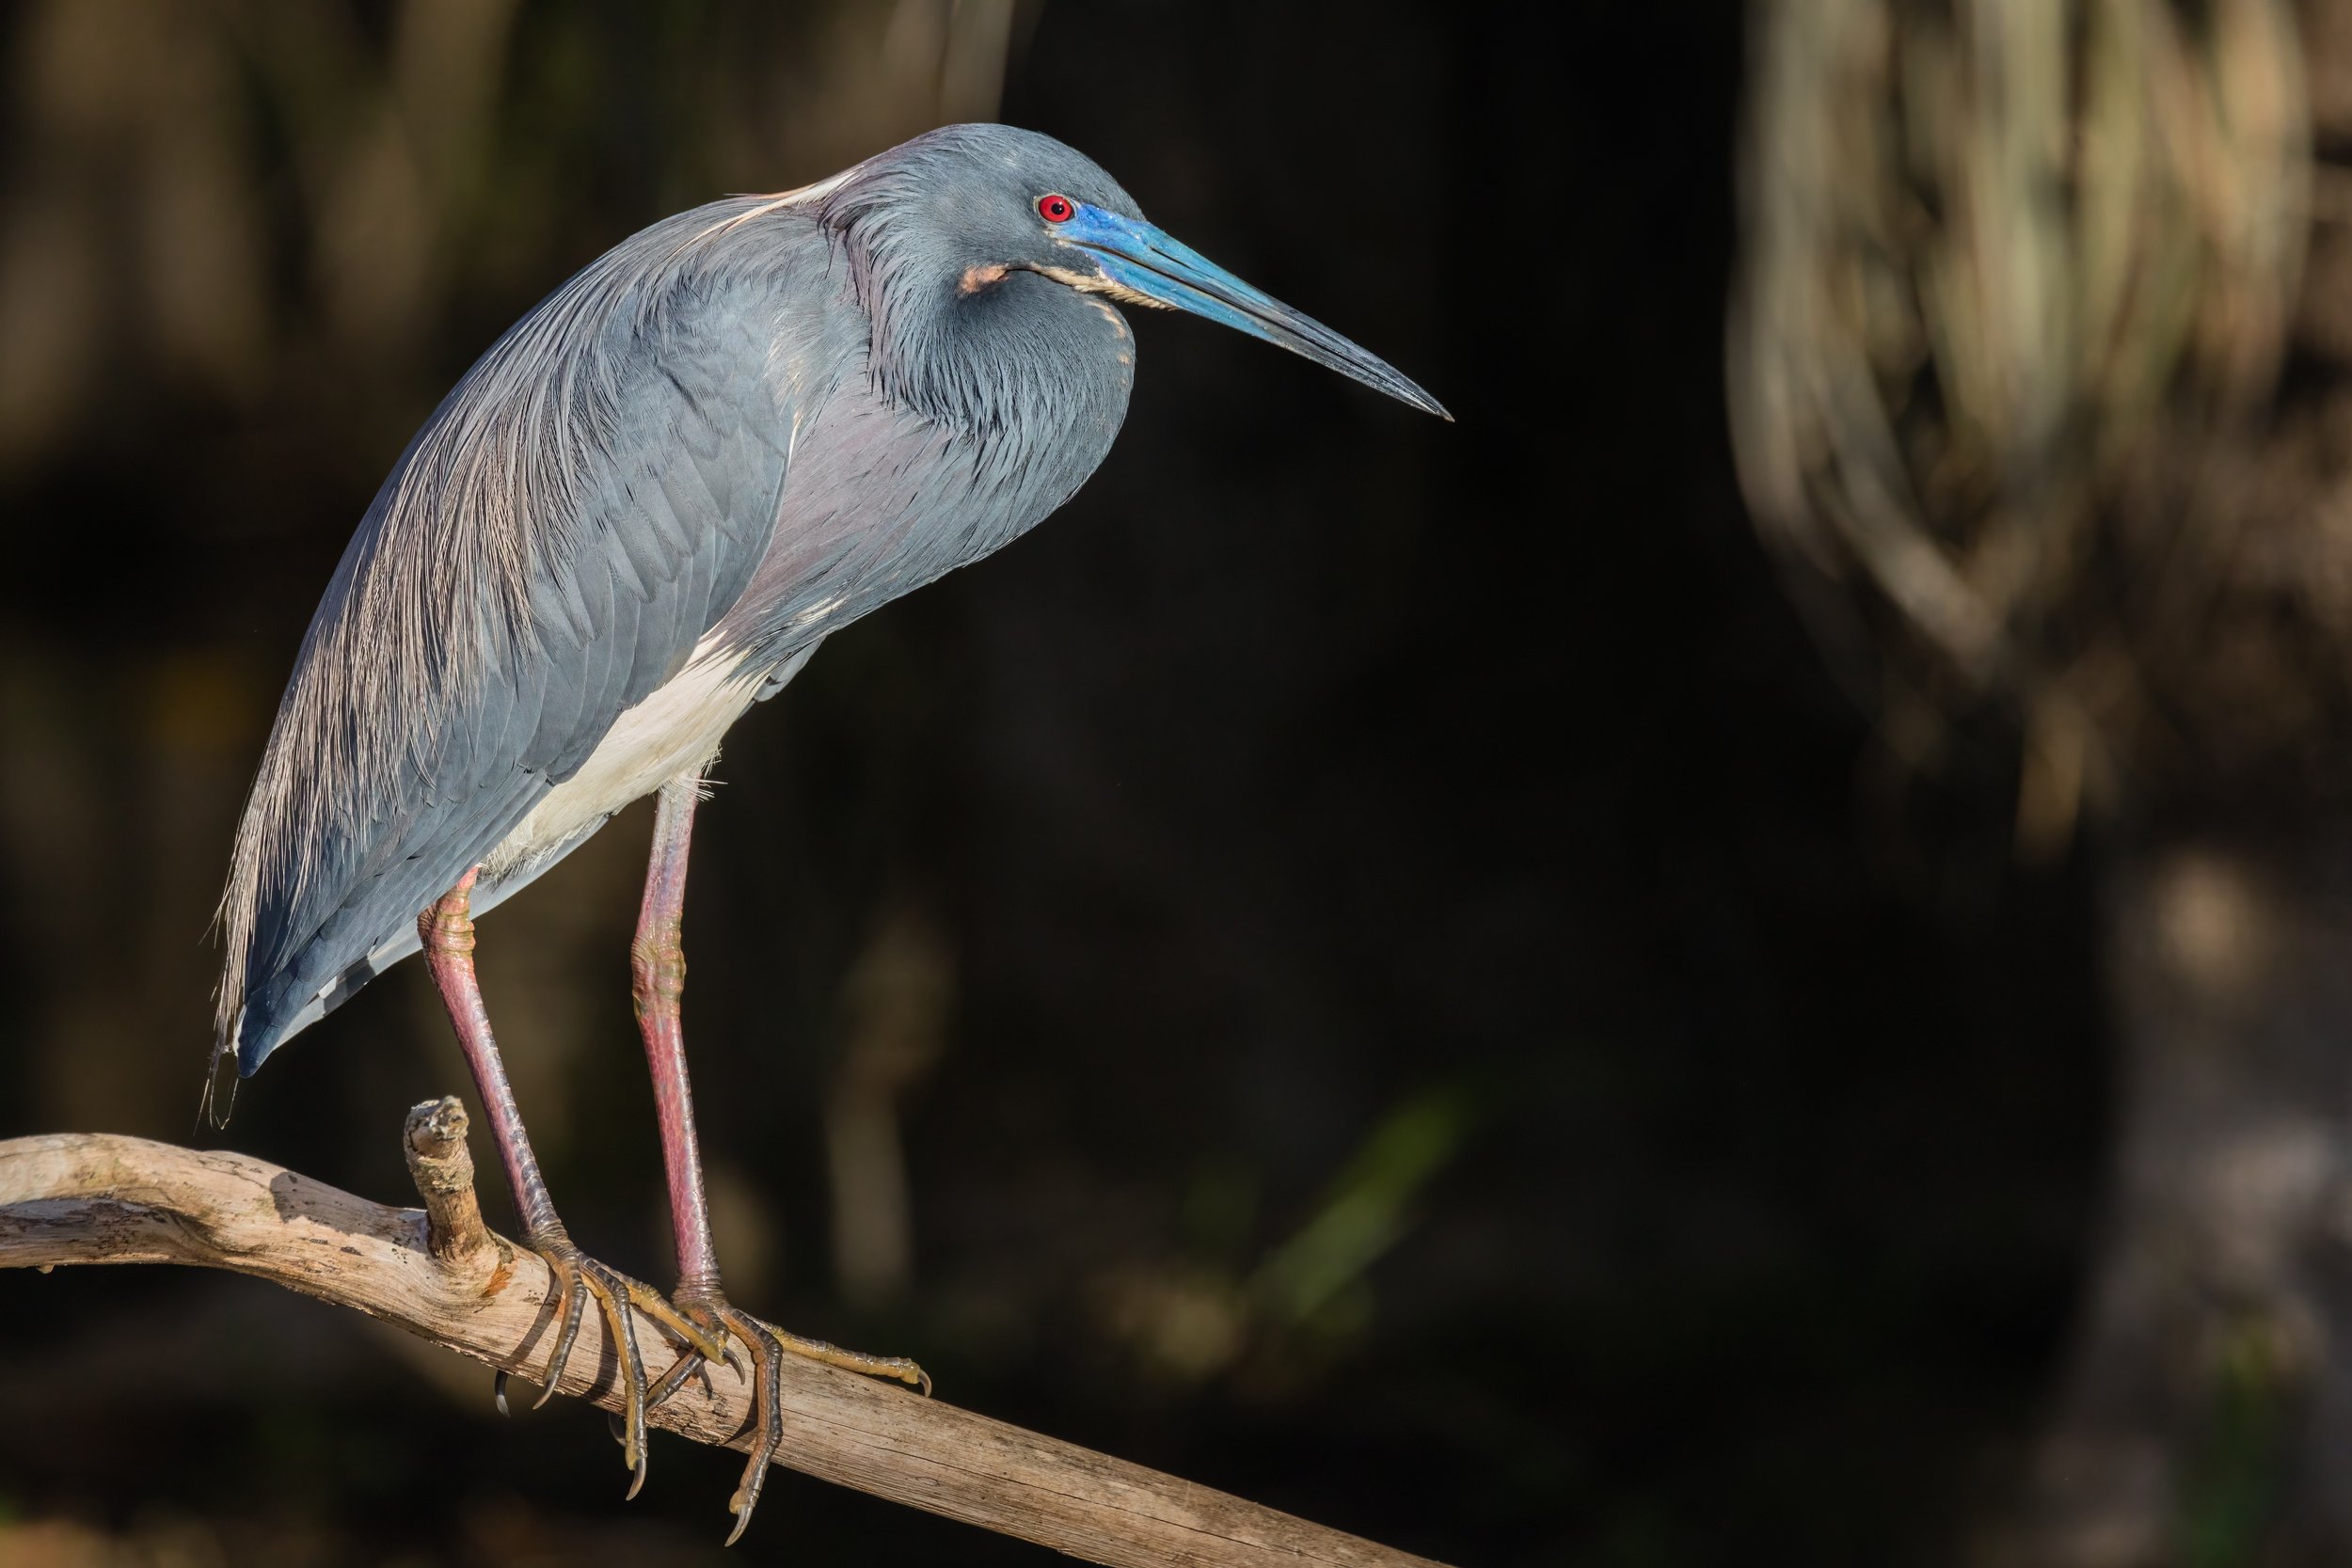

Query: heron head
[{"left": 823, "top": 125, "right": 1447, "bottom": 421}]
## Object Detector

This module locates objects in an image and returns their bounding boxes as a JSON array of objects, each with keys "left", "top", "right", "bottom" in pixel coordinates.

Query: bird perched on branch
[{"left": 214, "top": 122, "right": 1443, "bottom": 1539}]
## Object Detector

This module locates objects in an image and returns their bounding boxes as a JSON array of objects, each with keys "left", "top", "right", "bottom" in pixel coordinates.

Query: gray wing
[{"left": 222, "top": 200, "right": 834, "bottom": 1072}]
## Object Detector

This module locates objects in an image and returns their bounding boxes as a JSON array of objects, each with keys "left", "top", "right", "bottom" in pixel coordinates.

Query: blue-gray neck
[
  {"left": 705, "top": 182, "right": 1139, "bottom": 674},
  {"left": 822, "top": 162, "right": 1136, "bottom": 449}
]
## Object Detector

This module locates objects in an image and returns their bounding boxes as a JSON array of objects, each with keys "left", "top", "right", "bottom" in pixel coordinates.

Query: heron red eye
[{"left": 1038, "top": 194, "right": 1074, "bottom": 223}]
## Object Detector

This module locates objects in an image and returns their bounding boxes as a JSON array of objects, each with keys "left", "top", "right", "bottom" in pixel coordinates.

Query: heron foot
[
  {"left": 514, "top": 1231, "right": 730, "bottom": 1499},
  {"left": 646, "top": 1290, "right": 930, "bottom": 1544}
]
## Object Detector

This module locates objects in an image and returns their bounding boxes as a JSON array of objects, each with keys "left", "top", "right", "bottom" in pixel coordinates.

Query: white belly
[
  {"left": 260, "top": 641, "right": 816, "bottom": 1043},
  {"left": 482, "top": 641, "right": 766, "bottom": 879}
]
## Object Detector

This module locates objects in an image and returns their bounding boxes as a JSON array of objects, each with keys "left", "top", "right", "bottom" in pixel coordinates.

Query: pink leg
[
  {"left": 419, "top": 867, "right": 723, "bottom": 1494},
  {"left": 629, "top": 771, "right": 930, "bottom": 1544},
  {"left": 633, "top": 777, "right": 720, "bottom": 1291},
  {"left": 421, "top": 867, "right": 565, "bottom": 1239}
]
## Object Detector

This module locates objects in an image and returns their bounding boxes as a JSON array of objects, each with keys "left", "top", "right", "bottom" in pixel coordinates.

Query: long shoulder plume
[{"left": 211, "top": 197, "right": 810, "bottom": 1068}]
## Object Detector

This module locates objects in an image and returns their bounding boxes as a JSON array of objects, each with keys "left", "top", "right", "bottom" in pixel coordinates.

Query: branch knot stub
[{"left": 402, "top": 1096, "right": 491, "bottom": 1266}]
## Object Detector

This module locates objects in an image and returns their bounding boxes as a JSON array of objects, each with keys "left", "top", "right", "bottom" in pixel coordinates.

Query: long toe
[
  {"left": 529, "top": 1249, "right": 592, "bottom": 1411},
  {"left": 760, "top": 1323, "right": 930, "bottom": 1397},
  {"left": 516, "top": 1237, "right": 711, "bottom": 1501},
  {"left": 569, "top": 1255, "right": 652, "bottom": 1495},
  {"left": 661, "top": 1290, "right": 930, "bottom": 1544},
  {"left": 622, "top": 1276, "right": 731, "bottom": 1366}
]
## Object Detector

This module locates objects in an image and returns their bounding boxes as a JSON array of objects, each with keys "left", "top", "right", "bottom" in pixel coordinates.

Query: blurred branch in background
[
  {"left": 1732, "top": 0, "right": 2352, "bottom": 1560},
  {"left": 825, "top": 893, "right": 956, "bottom": 1307},
  {"left": 0, "top": 0, "right": 1029, "bottom": 466}
]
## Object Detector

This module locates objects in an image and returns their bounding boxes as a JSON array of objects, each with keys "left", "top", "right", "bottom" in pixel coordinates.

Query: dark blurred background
[{"left": 11, "top": 2, "right": 2352, "bottom": 1564}]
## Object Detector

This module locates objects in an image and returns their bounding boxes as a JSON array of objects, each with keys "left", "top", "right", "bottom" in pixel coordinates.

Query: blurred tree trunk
[{"left": 1986, "top": 834, "right": 2352, "bottom": 1563}]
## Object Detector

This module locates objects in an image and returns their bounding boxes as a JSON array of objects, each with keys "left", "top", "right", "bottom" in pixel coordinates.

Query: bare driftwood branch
[{"left": 0, "top": 1107, "right": 1447, "bottom": 1568}]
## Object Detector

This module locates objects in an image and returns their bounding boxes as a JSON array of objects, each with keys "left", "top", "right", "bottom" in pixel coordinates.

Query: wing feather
[{"left": 221, "top": 198, "right": 832, "bottom": 1071}]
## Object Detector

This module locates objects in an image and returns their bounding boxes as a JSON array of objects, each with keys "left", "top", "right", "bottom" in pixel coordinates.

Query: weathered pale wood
[
  {"left": 401, "top": 1096, "right": 495, "bottom": 1267},
  {"left": 0, "top": 1121, "right": 1447, "bottom": 1568}
]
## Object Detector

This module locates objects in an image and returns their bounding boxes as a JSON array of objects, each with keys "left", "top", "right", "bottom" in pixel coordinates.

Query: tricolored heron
[{"left": 215, "top": 123, "right": 1444, "bottom": 1538}]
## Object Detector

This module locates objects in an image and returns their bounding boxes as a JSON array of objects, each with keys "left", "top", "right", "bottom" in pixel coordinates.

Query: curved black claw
[
  {"left": 520, "top": 1238, "right": 732, "bottom": 1501},
  {"left": 653, "top": 1294, "right": 930, "bottom": 1545}
]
